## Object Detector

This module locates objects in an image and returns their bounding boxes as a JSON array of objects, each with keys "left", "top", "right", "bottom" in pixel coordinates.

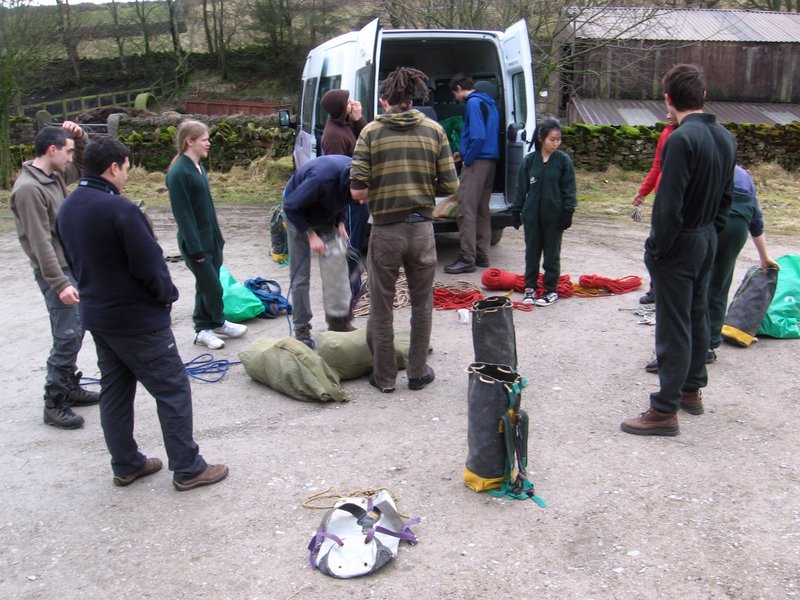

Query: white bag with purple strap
[{"left": 307, "top": 490, "right": 419, "bottom": 578}]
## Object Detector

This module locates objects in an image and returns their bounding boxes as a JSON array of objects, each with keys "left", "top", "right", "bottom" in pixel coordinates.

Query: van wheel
[{"left": 490, "top": 229, "right": 504, "bottom": 246}]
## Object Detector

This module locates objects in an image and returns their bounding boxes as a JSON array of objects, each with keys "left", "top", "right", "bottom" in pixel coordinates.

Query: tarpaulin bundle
[
  {"left": 573, "top": 275, "right": 643, "bottom": 297},
  {"left": 482, "top": 268, "right": 526, "bottom": 292}
]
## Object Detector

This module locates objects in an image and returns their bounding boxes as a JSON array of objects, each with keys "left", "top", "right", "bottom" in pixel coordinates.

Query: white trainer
[
  {"left": 194, "top": 329, "right": 225, "bottom": 349},
  {"left": 213, "top": 320, "right": 248, "bottom": 338}
]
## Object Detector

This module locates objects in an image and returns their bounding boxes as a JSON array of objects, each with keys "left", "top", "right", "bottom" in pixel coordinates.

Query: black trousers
[
  {"left": 646, "top": 225, "right": 717, "bottom": 413},
  {"left": 92, "top": 327, "right": 207, "bottom": 481}
]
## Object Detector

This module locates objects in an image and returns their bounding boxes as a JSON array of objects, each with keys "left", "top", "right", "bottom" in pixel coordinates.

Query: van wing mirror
[{"left": 278, "top": 109, "right": 292, "bottom": 128}]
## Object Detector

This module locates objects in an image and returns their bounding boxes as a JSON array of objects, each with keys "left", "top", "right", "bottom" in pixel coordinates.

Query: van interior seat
[
  {"left": 474, "top": 80, "right": 499, "bottom": 100},
  {"left": 433, "top": 82, "right": 464, "bottom": 120},
  {"left": 415, "top": 105, "right": 438, "bottom": 122}
]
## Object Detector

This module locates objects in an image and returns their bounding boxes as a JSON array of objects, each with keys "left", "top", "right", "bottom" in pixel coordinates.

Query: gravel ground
[{"left": 1, "top": 206, "right": 798, "bottom": 599}]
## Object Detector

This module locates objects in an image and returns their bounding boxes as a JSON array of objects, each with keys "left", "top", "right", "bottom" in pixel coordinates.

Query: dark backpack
[{"left": 269, "top": 205, "right": 289, "bottom": 263}]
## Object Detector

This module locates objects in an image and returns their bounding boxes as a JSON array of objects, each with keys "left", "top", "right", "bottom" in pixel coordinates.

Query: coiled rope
[
  {"left": 482, "top": 268, "right": 642, "bottom": 299},
  {"left": 184, "top": 353, "right": 241, "bottom": 383}
]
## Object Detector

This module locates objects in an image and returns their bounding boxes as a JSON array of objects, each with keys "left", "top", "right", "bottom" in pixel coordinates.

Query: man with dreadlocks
[{"left": 350, "top": 67, "right": 459, "bottom": 393}]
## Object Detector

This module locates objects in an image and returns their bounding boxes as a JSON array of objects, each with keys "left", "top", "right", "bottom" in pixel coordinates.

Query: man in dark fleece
[
  {"left": 283, "top": 154, "right": 359, "bottom": 346},
  {"left": 57, "top": 137, "right": 228, "bottom": 491},
  {"left": 621, "top": 64, "right": 736, "bottom": 437}
]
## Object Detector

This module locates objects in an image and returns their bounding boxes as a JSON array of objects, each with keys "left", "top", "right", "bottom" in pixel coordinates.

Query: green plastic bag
[
  {"left": 758, "top": 254, "right": 800, "bottom": 339},
  {"left": 220, "top": 266, "right": 265, "bottom": 323}
]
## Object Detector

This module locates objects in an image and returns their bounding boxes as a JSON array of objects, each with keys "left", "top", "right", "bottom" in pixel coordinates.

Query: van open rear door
[
  {"left": 500, "top": 19, "right": 536, "bottom": 204},
  {"left": 294, "top": 50, "right": 327, "bottom": 169},
  {"left": 354, "top": 18, "right": 381, "bottom": 122}
]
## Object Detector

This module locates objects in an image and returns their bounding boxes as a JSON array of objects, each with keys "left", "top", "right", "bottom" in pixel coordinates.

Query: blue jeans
[
  {"left": 34, "top": 269, "right": 84, "bottom": 401},
  {"left": 92, "top": 327, "right": 207, "bottom": 481}
]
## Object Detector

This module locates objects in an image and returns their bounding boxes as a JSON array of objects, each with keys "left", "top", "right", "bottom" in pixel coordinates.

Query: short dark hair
[
  {"left": 449, "top": 74, "right": 474, "bottom": 92},
  {"left": 662, "top": 64, "right": 705, "bottom": 112},
  {"left": 534, "top": 117, "right": 562, "bottom": 150},
  {"left": 33, "top": 127, "right": 70, "bottom": 157},
  {"left": 84, "top": 138, "right": 131, "bottom": 177}
]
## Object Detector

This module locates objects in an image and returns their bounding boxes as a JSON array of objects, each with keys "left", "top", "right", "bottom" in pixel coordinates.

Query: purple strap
[
  {"left": 307, "top": 527, "right": 343, "bottom": 569},
  {"left": 363, "top": 517, "right": 420, "bottom": 545}
]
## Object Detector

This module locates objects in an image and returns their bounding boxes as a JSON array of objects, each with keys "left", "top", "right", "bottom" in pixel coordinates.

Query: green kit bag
[
  {"left": 758, "top": 254, "right": 800, "bottom": 339},
  {"left": 220, "top": 266, "right": 265, "bottom": 323}
]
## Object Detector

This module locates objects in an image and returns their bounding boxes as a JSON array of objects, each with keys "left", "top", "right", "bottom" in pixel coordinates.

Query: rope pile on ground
[
  {"left": 352, "top": 269, "right": 410, "bottom": 317},
  {"left": 481, "top": 268, "right": 526, "bottom": 292},
  {"left": 433, "top": 280, "right": 484, "bottom": 310},
  {"left": 573, "top": 275, "right": 643, "bottom": 297}
]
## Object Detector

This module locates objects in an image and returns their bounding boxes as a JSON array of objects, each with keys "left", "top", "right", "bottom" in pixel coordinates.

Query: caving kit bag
[
  {"left": 721, "top": 265, "right": 779, "bottom": 347},
  {"left": 463, "top": 363, "right": 545, "bottom": 506},
  {"left": 307, "top": 490, "right": 420, "bottom": 578},
  {"left": 471, "top": 296, "right": 517, "bottom": 369}
]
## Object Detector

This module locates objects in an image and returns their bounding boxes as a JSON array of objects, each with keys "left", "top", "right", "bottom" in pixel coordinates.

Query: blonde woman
[{"left": 166, "top": 120, "right": 246, "bottom": 349}]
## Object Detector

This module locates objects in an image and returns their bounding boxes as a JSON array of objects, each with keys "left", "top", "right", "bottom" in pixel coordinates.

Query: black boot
[
  {"left": 43, "top": 395, "right": 84, "bottom": 429},
  {"left": 65, "top": 371, "right": 100, "bottom": 406},
  {"left": 326, "top": 316, "right": 356, "bottom": 332}
]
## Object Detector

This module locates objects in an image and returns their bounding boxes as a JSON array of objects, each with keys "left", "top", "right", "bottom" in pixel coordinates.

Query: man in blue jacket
[
  {"left": 444, "top": 74, "right": 500, "bottom": 274},
  {"left": 283, "top": 155, "right": 359, "bottom": 347},
  {"left": 57, "top": 137, "right": 228, "bottom": 491}
]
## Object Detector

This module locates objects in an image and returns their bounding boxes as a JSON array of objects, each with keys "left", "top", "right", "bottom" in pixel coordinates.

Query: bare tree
[
  {"left": 0, "top": 0, "right": 51, "bottom": 188},
  {"left": 132, "top": 0, "right": 160, "bottom": 78},
  {"left": 108, "top": 0, "right": 129, "bottom": 75},
  {"left": 165, "top": 0, "right": 184, "bottom": 57},
  {"left": 54, "top": 0, "right": 81, "bottom": 85}
]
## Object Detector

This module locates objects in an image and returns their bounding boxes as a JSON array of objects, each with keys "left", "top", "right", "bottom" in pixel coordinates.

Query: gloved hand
[
  {"left": 511, "top": 211, "right": 522, "bottom": 230},
  {"left": 559, "top": 209, "right": 573, "bottom": 231}
]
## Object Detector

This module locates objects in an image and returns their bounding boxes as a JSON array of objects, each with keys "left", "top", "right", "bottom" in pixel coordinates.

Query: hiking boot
[
  {"left": 327, "top": 317, "right": 356, "bottom": 332},
  {"left": 522, "top": 288, "right": 536, "bottom": 304},
  {"left": 533, "top": 291, "right": 558, "bottom": 307},
  {"left": 294, "top": 326, "right": 315, "bottom": 349},
  {"left": 408, "top": 365, "right": 435, "bottom": 390},
  {"left": 620, "top": 408, "right": 679, "bottom": 436},
  {"left": 113, "top": 457, "right": 163, "bottom": 487},
  {"left": 706, "top": 349, "right": 717, "bottom": 364},
  {"left": 645, "top": 358, "right": 659, "bottom": 373},
  {"left": 444, "top": 258, "right": 476, "bottom": 274},
  {"left": 213, "top": 321, "right": 247, "bottom": 338},
  {"left": 173, "top": 463, "right": 229, "bottom": 491},
  {"left": 680, "top": 390, "right": 704, "bottom": 415},
  {"left": 639, "top": 290, "right": 655, "bottom": 304},
  {"left": 475, "top": 254, "right": 490, "bottom": 268},
  {"left": 43, "top": 396, "right": 84, "bottom": 429},
  {"left": 368, "top": 372, "right": 395, "bottom": 394},
  {"left": 66, "top": 371, "right": 100, "bottom": 407},
  {"left": 195, "top": 329, "right": 225, "bottom": 350}
]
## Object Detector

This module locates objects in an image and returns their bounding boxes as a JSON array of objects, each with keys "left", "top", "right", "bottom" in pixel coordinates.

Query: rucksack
[
  {"left": 269, "top": 205, "right": 289, "bottom": 263},
  {"left": 243, "top": 277, "right": 292, "bottom": 319}
]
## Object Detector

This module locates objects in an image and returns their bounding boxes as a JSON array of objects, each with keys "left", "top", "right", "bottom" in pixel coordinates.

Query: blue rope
[{"left": 184, "top": 353, "right": 241, "bottom": 383}]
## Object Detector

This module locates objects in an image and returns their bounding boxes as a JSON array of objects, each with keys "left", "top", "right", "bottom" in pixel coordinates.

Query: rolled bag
[
  {"left": 471, "top": 296, "right": 517, "bottom": 369},
  {"left": 463, "top": 363, "right": 523, "bottom": 492},
  {"left": 722, "top": 265, "right": 779, "bottom": 347}
]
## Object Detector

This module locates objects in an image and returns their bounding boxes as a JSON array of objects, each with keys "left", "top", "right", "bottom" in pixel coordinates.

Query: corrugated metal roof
[
  {"left": 570, "top": 8, "right": 800, "bottom": 43},
  {"left": 568, "top": 97, "right": 800, "bottom": 126}
]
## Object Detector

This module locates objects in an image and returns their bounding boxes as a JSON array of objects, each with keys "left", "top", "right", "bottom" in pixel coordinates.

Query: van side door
[{"left": 501, "top": 19, "right": 536, "bottom": 204}]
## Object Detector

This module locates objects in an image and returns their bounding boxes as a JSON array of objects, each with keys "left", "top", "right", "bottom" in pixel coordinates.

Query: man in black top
[
  {"left": 57, "top": 137, "right": 228, "bottom": 491},
  {"left": 621, "top": 64, "right": 736, "bottom": 436}
]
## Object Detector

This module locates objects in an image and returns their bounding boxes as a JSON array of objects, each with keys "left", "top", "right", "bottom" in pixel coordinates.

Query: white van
[{"left": 292, "top": 19, "right": 536, "bottom": 244}]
